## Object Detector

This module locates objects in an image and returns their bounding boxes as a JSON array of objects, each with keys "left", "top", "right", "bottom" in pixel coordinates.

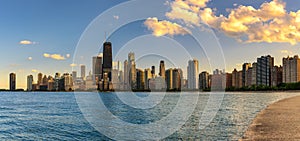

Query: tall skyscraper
[
  {"left": 173, "top": 68, "right": 182, "bottom": 90},
  {"left": 136, "top": 69, "right": 145, "bottom": 90},
  {"left": 128, "top": 52, "right": 136, "bottom": 89},
  {"left": 283, "top": 55, "right": 300, "bottom": 83},
  {"left": 159, "top": 60, "right": 166, "bottom": 79},
  {"left": 37, "top": 73, "right": 43, "bottom": 85},
  {"left": 166, "top": 68, "right": 173, "bottom": 90},
  {"left": 92, "top": 55, "right": 102, "bottom": 82},
  {"left": 81, "top": 65, "right": 86, "bottom": 79},
  {"left": 102, "top": 42, "right": 112, "bottom": 81},
  {"left": 199, "top": 71, "right": 209, "bottom": 90},
  {"left": 257, "top": 55, "right": 274, "bottom": 86},
  {"left": 42, "top": 75, "right": 48, "bottom": 85},
  {"left": 27, "top": 75, "right": 33, "bottom": 91},
  {"left": 272, "top": 66, "right": 283, "bottom": 86},
  {"left": 123, "top": 60, "right": 129, "bottom": 90},
  {"left": 187, "top": 59, "right": 199, "bottom": 89},
  {"left": 242, "top": 63, "right": 251, "bottom": 87},
  {"left": 251, "top": 62, "right": 257, "bottom": 85},
  {"left": 151, "top": 66, "right": 155, "bottom": 78},
  {"left": 144, "top": 68, "right": 152, "bottom": 90},
  {"left": 72, "top": 71, "right": 77, "bottom": 82},
  {"left": 211, "top": 69, "right": 226, "bottom": 91},
  {"left": 9, "top": 73, "right": 16, "bottom": 91}
]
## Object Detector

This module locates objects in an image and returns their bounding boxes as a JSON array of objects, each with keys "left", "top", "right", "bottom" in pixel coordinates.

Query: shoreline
[{"left": 240, "top": 95, "right": 300, "bottom": 140}]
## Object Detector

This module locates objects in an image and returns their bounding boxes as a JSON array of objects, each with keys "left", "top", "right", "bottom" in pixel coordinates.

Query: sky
[{"left": 0, "top": 0, "right": 299, "bottom": 89}]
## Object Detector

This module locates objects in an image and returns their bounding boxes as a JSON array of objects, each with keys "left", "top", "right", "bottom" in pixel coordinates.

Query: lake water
[{"left": 0, "top": 92, "right": 298, "bottom": 140}]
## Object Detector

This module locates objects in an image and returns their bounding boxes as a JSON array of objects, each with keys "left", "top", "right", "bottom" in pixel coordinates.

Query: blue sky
[{"left": 0, "top": 0, "right": 299, "bottom": 89}]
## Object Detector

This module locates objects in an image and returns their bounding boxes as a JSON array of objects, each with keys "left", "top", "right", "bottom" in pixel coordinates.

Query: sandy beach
[{"left": 241, "top": 95, "right": 300, "bottom": 140}]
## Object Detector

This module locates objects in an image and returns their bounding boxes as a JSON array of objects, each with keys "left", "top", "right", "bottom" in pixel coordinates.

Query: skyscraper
[
  {"left": 128, "top": 52, "right": 136, "bottom": 90},
  {"left": 151, "top": 66, "right": 155, "bottom": 78},
  {"left": 283, "top": 55, "right": 300, "bottom": 83},
  {"left": 187, "top": 59, "right": 199, "bottom": 89},
  {"left": 92, "top": 55, "right": 102, "bottom": 82},
  {"left": 9, "top": 73, "right": 16, "bottom": 91},
  {"left": 199, "top": 71, "right": 209, "bottom": 90},
  {"left": 37, "top": 72, "right": 43, "bottom": 85},
  {"left": 123, "top": 60, "right": 129, "bottom": 90},
  {"left": 159, "top": 60, "right": 166, "bottom": 79},
  {"left": 136, "top": 69, "right": 145, "bottom": 90},
  {"left": 257, "top": 55, "right": 274, "bottom": 86},
  {"left": 72, "top": 71, "right": 77, "bottom": 82},
  {"left": 272, "top": 66, "right": 283, "bottom": 86},
  {"left": 144, "top": 68, "right": 152, "bottom": 90},
  {"left": 173, "top": 68, "right": 182, "bottom": 90},
  {"left": 81, "top": 65, "right": 86, "bottom": 79},
  {"left": 166, "top": 68, "right": 173, "bottom": 90},
  {"left": 102, "top": 42, "right": 112, "bottom": 81},
  {"left": 242, "top": 63, "right": 251, "bottom": 87},
  {"left": 27, "top": 75, "right": 33, "bottom": 91}
]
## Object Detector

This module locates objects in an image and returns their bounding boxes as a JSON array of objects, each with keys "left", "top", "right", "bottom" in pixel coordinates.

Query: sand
[{"left": 241, "top": 96, "right": 300, "bottom": 141}]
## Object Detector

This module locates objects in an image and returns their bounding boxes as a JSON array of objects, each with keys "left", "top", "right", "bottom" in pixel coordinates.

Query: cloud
[
  {"left": 113, "top": 15, "right": 119, "bottom": 20},
  {"left": 280, "top": 50, "right": 293, "bottom": 54},
  {"left": 28, "top": 57, "right": 32, "bottom": 61},
  {"left": 66, "top": 54, "right": 71, "bottom": 58},
  {"left": 19, "top": 40, "right": 37, "bottom": 45},
  {"left": 32, "top": 69, "right": 39, "bottom": 73},
  {"left": 70, "top": 63, "right": 77, "bottom": 67},
  {"left": 144, "top": 17, "right": 190, "bottom": 37},
  {"left": 164, "top": 0, "right": 300, "bottom": 45},
  {"left": 43, "top": 53, "right": 66, "bottom": 60}
]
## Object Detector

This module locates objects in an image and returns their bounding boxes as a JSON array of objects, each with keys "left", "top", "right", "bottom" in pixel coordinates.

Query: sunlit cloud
[
  {"left": 280, "top": 50, "right": 293, "bottom": 54},
  {"left": 144, "top": 17, "right": 190, "bottom": 37},
  {"left": 113, "top": 15, "right": 119, "bottom": 20},
  {"left": 66, "top": 54, "right": 71, "bottom": 58},
  {"left": 70, "top": 63, "right": 77, "bottom": 67},
  {"left": 32, "top": 69, "right": 39, "bottom": 73},
  {"left": 43, "top": 53, "right": 66, "bottom": 60},
  {"left": 163, "top": 0, "right": 300, "bottom": 45},
  {"left": 19, "top": 40, "right": 37, "bottom": 45}
]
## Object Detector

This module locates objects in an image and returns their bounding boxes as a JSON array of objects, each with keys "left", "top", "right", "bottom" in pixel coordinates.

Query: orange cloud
[
  {"left": 164, "top": 0, "right": 300, "bottom": 45},
  {"left": 144, "top": 17, "right": 190, "bottom": 37},
  {"left": 43, "top": 53, "right": 66, "bottom": 60},
  {"left": 19, "top": 40, "right": 37, "bottom": 45}
]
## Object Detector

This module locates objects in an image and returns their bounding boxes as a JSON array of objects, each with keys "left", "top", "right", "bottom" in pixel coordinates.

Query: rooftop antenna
[{"left": 104, "top": 32, "right": 107, "bottom": 42}]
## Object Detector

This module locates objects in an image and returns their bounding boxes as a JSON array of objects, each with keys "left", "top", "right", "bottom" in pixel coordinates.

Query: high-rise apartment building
[
  {"left": 242, "top": 63, "right": 251, "bottom": 87},
  {"left": 283, "top": 55, "right": 300, "bottom": 83},
  {"left": 187, "top": 59, "right": 199, "bottom": 89},
  {"left": 81, "top": 65, "right": 86, "bottom": 79},
  {"left": 136, "top": 69, "right": 145, "bottom": 90},
  {"left": 9, "top": 73, "right": 16, "bottom": 91},
  {"left": 159, "top": 60, "right": 166, "bottom": 79},
  {"left": 199, "top": 71, "right": 209, "bottom": 90},
  {"left": 27, "top": 75, "right": 33, "bottom": 91},
  {"left": 272, "top": 66, "right": 283, "bottom": 86},
  {"left": 256, "top": 55, "right": 274, "bottom": 86},
  {"left": 92, "top": 55, "right": 102, "bottom": 82},
  {"left": 144, "top": 68, "right": 152, "bottom": 90}
]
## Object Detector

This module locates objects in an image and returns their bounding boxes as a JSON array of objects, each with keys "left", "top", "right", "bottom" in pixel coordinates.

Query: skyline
[{"left": 1, "top": 0, "right": 300, "bottom": 89}]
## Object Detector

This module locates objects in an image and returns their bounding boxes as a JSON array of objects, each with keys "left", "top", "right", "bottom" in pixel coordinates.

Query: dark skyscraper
[
  {"left": 92, "top": 56, "right": 102, "bottom": 82},
  {"left": 102, "top": 42, "right": 112, "bottom": 81},
  {"left": 151, "top": 66, "right": 155, "bottom": 78},
  {"left": 257, "top": 55, "right": 274, "bottom": 86},
  {"left": 10, "top": 73, "right": 16, "bottom": 91},
  {"left": 159, "top": 60, "right": 166, "bottom": 79}
]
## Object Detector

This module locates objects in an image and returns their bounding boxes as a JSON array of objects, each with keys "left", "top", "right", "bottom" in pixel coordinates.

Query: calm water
[{"left": 0, "top": 92, "right": 299, "bottom": 140}]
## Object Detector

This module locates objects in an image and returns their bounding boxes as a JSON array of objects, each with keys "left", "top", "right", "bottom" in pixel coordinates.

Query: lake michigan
[{"left": 0, "top": 92, "right": 298, "bottom": 140}]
